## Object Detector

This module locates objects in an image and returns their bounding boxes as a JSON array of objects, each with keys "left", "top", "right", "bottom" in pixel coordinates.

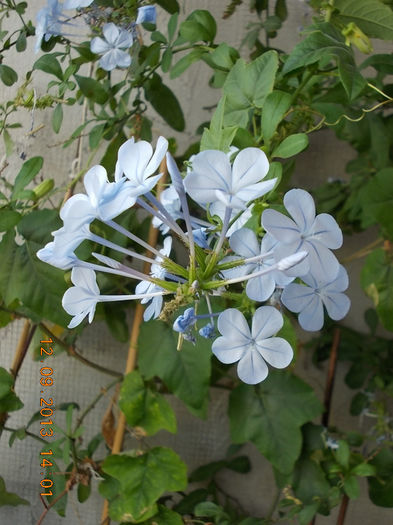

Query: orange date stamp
[{"left": 39, "top": 338, "right": 55, "bottom": 497}]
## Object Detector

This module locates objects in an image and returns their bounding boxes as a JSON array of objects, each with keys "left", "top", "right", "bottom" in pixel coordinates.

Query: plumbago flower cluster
[
  {"left": 38, "top": 137, "right": 350, "bottom": 385},
  {"left": 36, "top": 0, "right": 156, "bottom": 70}
]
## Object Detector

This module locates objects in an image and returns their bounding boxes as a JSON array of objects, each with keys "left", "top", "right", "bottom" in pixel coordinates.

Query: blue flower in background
[
  {"left": 136, "top": 5, "right": 156, "bottom": 25},
  {"left": 35, "top": 0, "right": 65, "bottom": 52},
  {"left": 90, "top": 23, "right": 133, "bottom": 71},
  {"left": 63, "top": 0, "right": 94, "bottom": 8}
]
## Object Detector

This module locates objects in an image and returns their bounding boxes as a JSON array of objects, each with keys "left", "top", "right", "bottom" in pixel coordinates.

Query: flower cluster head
[
  {"left": 90, "top": 23, "right": 133, "bottom": 71},
  {"left": 38, "top": 136, "right": 349, "bottom": 385}
]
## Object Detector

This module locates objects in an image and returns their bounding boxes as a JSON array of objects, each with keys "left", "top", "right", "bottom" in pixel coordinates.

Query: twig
[
  {"left": 100, "top": 156, "right": 168, "bottom": 524},
  {"left": 337, "top": 494, "right": 349, "bottom": 525},
  {"left": 322, "top": 327, "right": 341, "bottom": 428},
  {"left": 36, "top": 488, "right": 69, "bottom": 525},
  {"left": 39, "top": 323, "right": 123, "bottom": 378}
]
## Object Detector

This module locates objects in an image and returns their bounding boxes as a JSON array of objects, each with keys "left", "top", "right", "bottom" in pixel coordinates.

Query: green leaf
[
  {"left": 223, "top": 50, "right": 279, "bottom": 127},
  {"left": 271, "top": 133, "right": 309, "bottom": 158},
  {"left": 194, "top": 501, "right": 229, "bottom": 518},
  {"left": 52, "top": 103, "right": 63, "bottom": 134},
  {"left": 138, "top": 320, "right": 211, "bottom": 417},
  {"left": 261, "top": 90, "right": 292, "bottom": 143},
  {"left": 180, "top": 10, "right": 216, "bottom": 43},
  {"left": 168, "top": 12, "right": 178, "bottom": 42},
  {"left": 12, "top": 157, "right": 43, "bottom": 200},
  {"left": 75, "top": 75, "right": 108, "bottom": 104},
  {"left": 0, "top": 65, "right": 18, "bottom": 86},
  {"left": 369, "top": 448, "right": 393, "bottom": 507},
  {"left": 0, "top": 210, "right": 21, "bottom": 232},
  {"left": 343, "top": 475, "right": 360, "bottom": 499},
  {"left": 229, "top": 373, "right": 322, "bottom": 473},
  {"left": 190, "top": 460, "right": 227, "bottom": 482},
  {"left": 119, "top": 371, "right": 177, "bottom": 436},
  {"left": 33, "top": 54, "right": 63, "bottom": 80},
  {"left": 0, "top": 476, "right": 29, "bottom": 507},
  {"left": 275, "top": 0, "right": 288, "bottom": 21},
  {"left": 0, "top": 367, "right": 23, "bottom": 413},
  {"left": 16, "top": 31, "right": 27, "bottom": 52},
  {"left": 100, "top": 447, "right": 187, "bottom": 522},
  {"left": 77, "top": 483, "right": 91, "bottom": 503},
  {"left": 161, "top": 47, "right": 173, "bottom": 72},
  {"left": 293, "top": 458, "right": 330, "bottom": 505},
  {"left": 0, "top": 367, "right": 13, "bottom": 399},
  {"left": 361, "top": 248, "right": 393, "bottom": 331},
  {"left": 141, "top": 505, "right": 183, "bottom": 524},
  {"left": 155, "top": 0, "right": 179, "bottom": 14},
  {"left": 3, "top": 129, "right": 13, "bottom": 157},
  {"left": 100, "top": 131, "right": 127, "bottom": 173},
  {"left": 351, "top": 462, "right": 376, "bottom": 477},
  {"left": 283, "top": 24, "right": 366, "bottom": 100},
  {"left": 89, "top": 123, "right": 106, "bottom": 150},
  {"left": 144, "top": 74, "right": 184, "bottom": 131},
  {"left": 364, "top": 168, "right": 393, "bottom": 240},
  {"left": 336, "top": 440, "right": 350, "bottom": 468},
  {"left": 200, "top": 96, "right": 237, "bottom": 152},
  {"left": 170, "top": 48, "right": 205, "bottom": 79},
  {"left": 334, "top": 0, "right": 393, "bottom": 40},
  {"left": 0, "top": 211, "right": 69, "bottom": 327}
]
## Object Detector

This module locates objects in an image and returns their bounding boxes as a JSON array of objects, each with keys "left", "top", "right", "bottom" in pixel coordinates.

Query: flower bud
[{"left": 342, "top": 22, "right": 373, "bottom": 54}]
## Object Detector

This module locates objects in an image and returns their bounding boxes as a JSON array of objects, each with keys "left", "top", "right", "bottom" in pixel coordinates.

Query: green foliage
[
  {"left": 144, "top": 74, "right": 185, "bottom": 131},
  {"left": 361, "top": 248, "right": 393, "bottom": 331},
  {"left": 100, "top": 447, "right": 187, "bottom": 522},
  {"left": 334, "top": 0, "right": 393, "bottom": 40},
  {"left": 119, "top": 371, "right": 177, "bottom": 435},
  {"left": 0, "top": 367, "right": 23, "bottom": 413},
  {"left": 0, "top": 64, "right": 18, "bottom": 86},
  {"left": 0, "top": 476, "right": 29, "bottom": 507},
  {"left": 229, "top": 372, "right": 322, "bottom": 473}
]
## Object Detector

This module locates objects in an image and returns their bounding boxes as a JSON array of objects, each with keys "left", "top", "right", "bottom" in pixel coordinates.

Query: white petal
[
  {"left": 217, "top": 308, "right": 251, "bottom": 341},
  {"left": 273, "top": 240, "right": 310, "bottom": 277},
  {"left": 305, "top": 240, "right": 340, "bottom": 282},
  {"left": 99, "top": 184, "right": 137, "bottom": 221},
  {"left": 70, "top": 267, "right": 99, "bottom": 293},
  {"left": 322, "top": 292, "right": 350, "bottom": 321},
  {"left": 237, "top": 350, "right": 268, "bottom": 384},
  {"left": 246, "top": 273, "right": 275, "bottom": 302},
  {"left": 144, "top": 136, "right": 168, "bottom": 177},
  {"left": 83, "top": 165, "right": 108, "bottom": 207},
  {"left": 235, "top": 178, "right": 277, "bottom": 202},
  {"left": 226, "top": 206, "right": 252, "bottom": 237},
  {"left": 251, "top": 305, "right": 283, "bottom": 340},
  {"left": 184, "top": 150, "right": 232, "bottom": 204},
  {"left": 102, "top": 23, "right": 119, "bottom": 45},
  {"left": 262, "top": 209, "right": 300, "bottom": 243},
  {"left": 284, "top": 189, "right": 315, "bottom": 233},
  {"left": 117, "top": 139, "right": 152, "bottom": 183},
  {"left": 62, "top": 286, "right": 96, "bottom": 316},
  {"left": 324, "top": 265, "right": 349, "bottom": 293},
  {"left": 99, "top": 50, "right": 119, "bottom": 71},
  {"left": 115, "top": 28, "right": 133, "bottom": 49},
  {"left": 256, "top": 337, "right": 293, "bottom": 369},
  {"left": 212, "top": 336, "right": 248, "bottom": 364},
  {"left": 230, "top": 228, "right": 259, "bottom": 258},
  {"left": 64, "top": 0, "right": 94, "bottom": 8},
  {"left": 90, "top": 36, "right": 110, "bottom": 55},
  {"left": 298, "top": 294, "right": 324, "bottom": 331},
  {"left": 232, "top": 148, "right": 270, "bottom": 191},
  {"left": 114, "top": 137, "right": 134, "bottom": 181},
  {"left": 68, "top": 312, "right": 88, "bottom": 329},
  {"left": 60, "top": 193, "right": 95, "bottom": 228},
  {"left": 308, "top": 213, "right": 343, "bottom": 249},
  {"left": 281, "top": 283, "right": 315, "bottom": 313},
  {"left": 112, "top": 48, "right": 131, "bottom": 69}
]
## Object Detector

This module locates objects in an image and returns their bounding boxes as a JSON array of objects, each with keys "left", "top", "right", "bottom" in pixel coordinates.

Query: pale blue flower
[
  {"left": 135, "top": 237, "right": 172, "bottom": 321},
  {"left": 63, "top": 267, "right": 167, "bottom": 328},
  {"left": 173, "top": 307, "right": 196, "bottom": 333},
  {"left": 63, "top": 0, "right": 93, "bottom": 8},
  {"left": 212, "top": 306, "right": 293, "bottom": 384},
  {"left": 37, "top": 240, "right": 78, "bottom": 270},
  {"left": 35, "top": 0, "right": 65, "bottom": 53},
  {"left": 199, "top": 323, "right": 215, "bottom": 339},
  {"left": 136, "top": 5, "right": 156, "bottom": 24},
  {"left": 184, "top": 148, "right": 275, "bottom": 213},
  {"left": 223, "top": 228, "right": 294, "bottom": 302},
  {"left": 90, "top": 23, "right": 133, "bottom": 71},
  {"left": 115, "top": 136, "right": 168, "bottom": 196},
  {"left": 59, "top": 165, "right": 136, "bottom": 230},
  {"left": 281, "top": 265, "right": 350, "bottom": 331},
  {"left": 262, "top": 189, "right": 342, "bottom": 281}
]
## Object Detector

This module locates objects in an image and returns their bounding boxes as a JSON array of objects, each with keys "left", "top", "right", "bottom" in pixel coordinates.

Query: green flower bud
[{"left": 342, "top": 22, "right": 373, "bottom": 54}]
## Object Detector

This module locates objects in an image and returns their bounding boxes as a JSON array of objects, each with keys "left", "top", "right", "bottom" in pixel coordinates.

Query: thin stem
[
  {"left": 291, "top": 69, "right": 314, "bottom": 105},
  {"left": 137, "top": 197, "right": 186, "bottom": 241},
  {"left": 3, "top": 426, "right": 47, "bottom": 444},
  {"left": 39, "top": 323, "right": 123, "bottom": 378},
  {"left": 106, "top": 219, "right": 163, "bottom": 258},
  {"left": 214, "top": 206, "right": 232, "bottom": 256},
  {"left": 337, "top": 494, "right": 349, "bottom": 525},
  {"left": 88, "top": 232, "right": 157, "bottom": 265},
  {"left": 341, "top": 238, "right": 383, "bottom": 264},
  {"left": 146, "top": 191, "right": 188, "bottom": 241},
  {"left": 36, "top": 488, "right": 69, "bottom": 525},
  {"left": 98, "top": 290, "right": 170, "bottom": 302},
  {"left": 322, "top": 327, "right": 341, "bottom": 427}
]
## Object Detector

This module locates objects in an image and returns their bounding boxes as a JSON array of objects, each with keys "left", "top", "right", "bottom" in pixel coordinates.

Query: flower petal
[
  {"left": 217, "top": 308, "right": 251, "bottom": 342},
  {"left": 232, "top": 148, "right": 270, "bottom": 192},
  {"left": 83, "top": 165, "right": 108, "bottom": 207},
  {"left": 251, "top": 305, "right": 283, "bottom": 340},
  {"left": 305, "top": 240, "right": 340, "bottom": 282},
  {"left": 237, "top": 350, "right": 268, "bottom": 384},
  {"left": 115, "top": 28, "right": 133, "bottom": 49},
  {"left": 230, "top": 228, "right": 259, "bottom": 258},
  {"left": 284, "top": 189, "right": 315, "bottom": 233},
  {"left": 90, "top": 36, "right": 110, "bottom": 55},
  {"left": 60, "top": 193, "right": 95, "bottom": 228},
  {"left": 322, "top": 292, "right": 350, "bottom": 321},
  {"left": 212, "top": 336, "right": 248, "bottom": 364},
  {"left": 298, "top": 294, "right": 324, "bottom": 331},
  {"left": 99, "top": 50, "right": 119, "bottom": 71},
  {"left": 184, "top": 150, "right": 232, "bottom": 204},
  {"left": 246, "top": 273, "right": 275, "bottom": 302},
  {"left": 281, "top": 283, "right": 315, "bottom": 313},
  {"left": 308, "top": 213, "right": 343, "bottom": 249},
  {"left": 144, "top": 136, "right": 168, "bottom": 177},
  {"left": 235, "top": 178, "right": 277, "bottom": 202},
  {"left": 70, "top": 267, "right": 99, "bottom": 293},
  {"left": 324, "top": 265, "right": 349, "bottom": 292},
  {"left": 256, "top": 337, "right": 293, "bottom": 369},
  {"left": 262, "top": 209, "right": 300, "bottom": 243},
  {"left": 117, "top": 139, "right": 153, "bottom": 183},
  {"left": 102, "top": 23, "right": 119, "bottom": 45}
]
